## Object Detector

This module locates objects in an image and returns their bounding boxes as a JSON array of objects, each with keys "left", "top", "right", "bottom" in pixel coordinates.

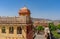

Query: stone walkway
[{"left": 34, "top": 33, "right": 46, "bottom": 39}]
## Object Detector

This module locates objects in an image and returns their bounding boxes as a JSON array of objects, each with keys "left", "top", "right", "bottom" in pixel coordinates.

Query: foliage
[
  {"left": 57, "top": 24, "right": 60, "bottom": 30},
  {"left": 52, "top": 31, "right": 60, "bottom": 38},
  {"left": 36, "top": 26, "right": 44, "bottom": 31},
  {"left": 49, "top": 23, "right": 57, "bottom": 31}
]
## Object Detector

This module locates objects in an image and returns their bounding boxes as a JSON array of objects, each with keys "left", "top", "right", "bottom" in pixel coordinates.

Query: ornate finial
[
  {"left": 23, "top": 5, "right": 27, "bottom": 8},
  {"left": 24, "top": 5, "right": 26, "bottom": 7},
  {"left": 24, "top": 0, "right": 27, "bottom": 7}
]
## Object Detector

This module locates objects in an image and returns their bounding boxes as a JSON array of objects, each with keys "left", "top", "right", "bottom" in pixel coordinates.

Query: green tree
[
  {"left": 36, "top": 26, "right": 44, "bottom": 31},
  {"left": 57, "top": 24, "right": 60, "bottom": 30},
  {"left": 49, "top": 23, "right": 57, "bottom": 31}
]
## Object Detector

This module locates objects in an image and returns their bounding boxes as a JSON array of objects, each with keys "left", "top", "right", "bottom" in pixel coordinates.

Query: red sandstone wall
[{"left": 26, "top": 30, "right": 33, "bottom": 39}]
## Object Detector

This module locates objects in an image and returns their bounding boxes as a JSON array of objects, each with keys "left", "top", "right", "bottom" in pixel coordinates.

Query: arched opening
[
  {"left": 17, "top": 27, "right": 22, "bottom": 34},
  {"left": 9, "top": 27, "right": 14, "bottom": 34},
  {"left": 2, "top": 26, "right": 6, "bottom": 33}
]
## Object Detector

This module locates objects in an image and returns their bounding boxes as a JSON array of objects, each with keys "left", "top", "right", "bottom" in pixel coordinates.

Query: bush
[
  {"left": 36, "top": 26, "right": 44, "bottom": 31},
  {"left": 52, "top": 31, "right": 60, "bottom": 38}
]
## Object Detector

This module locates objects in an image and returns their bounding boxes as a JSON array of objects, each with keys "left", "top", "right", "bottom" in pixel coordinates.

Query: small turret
[{"left": 19, "top": 7, "right": 30, "bottom": 16}]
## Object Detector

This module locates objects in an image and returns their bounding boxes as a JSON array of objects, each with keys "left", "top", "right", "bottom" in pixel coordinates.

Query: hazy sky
[{"left": 0, "top": 0, "right": 60, "bottom": 20}]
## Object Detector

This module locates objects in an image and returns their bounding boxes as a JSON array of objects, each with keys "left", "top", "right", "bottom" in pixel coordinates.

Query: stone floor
[{"left": 34, "top": 33, "right": 46, "bottom": 39}]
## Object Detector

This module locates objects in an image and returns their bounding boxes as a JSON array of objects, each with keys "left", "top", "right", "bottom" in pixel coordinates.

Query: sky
[{"left": 0, "top": 0, "right": 60, "bottom": 20}]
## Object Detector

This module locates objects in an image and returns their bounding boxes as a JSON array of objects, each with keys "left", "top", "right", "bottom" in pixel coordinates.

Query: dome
[{"left": 19, "top": 7, "right": 30, "bottom": 14}]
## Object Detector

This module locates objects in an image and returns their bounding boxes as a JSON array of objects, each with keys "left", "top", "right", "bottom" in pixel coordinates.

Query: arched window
[
  {"left": 17, "top": 27, "right": 22, "bottom": 34},
  {"left": 9, "top": 27, "right": 14, "bottom": 34},
  {"left": 2, "top": 26, "right": 6, "bottom": 33}
]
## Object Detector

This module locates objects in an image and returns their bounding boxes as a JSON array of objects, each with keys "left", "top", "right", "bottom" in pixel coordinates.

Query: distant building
[
  {"left": 0, "top": 7, "right": 33, "bottom": 39},
  {"left": 53, "top": 21, "right": 60, "bottom": 26},
  {"left": 33, "top": 20, "right": 48, "bottom": 27}
]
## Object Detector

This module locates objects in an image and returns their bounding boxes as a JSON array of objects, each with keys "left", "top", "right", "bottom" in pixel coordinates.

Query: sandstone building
[{"left": 0, "top": 7, "right": 33, "bottom": 39}]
